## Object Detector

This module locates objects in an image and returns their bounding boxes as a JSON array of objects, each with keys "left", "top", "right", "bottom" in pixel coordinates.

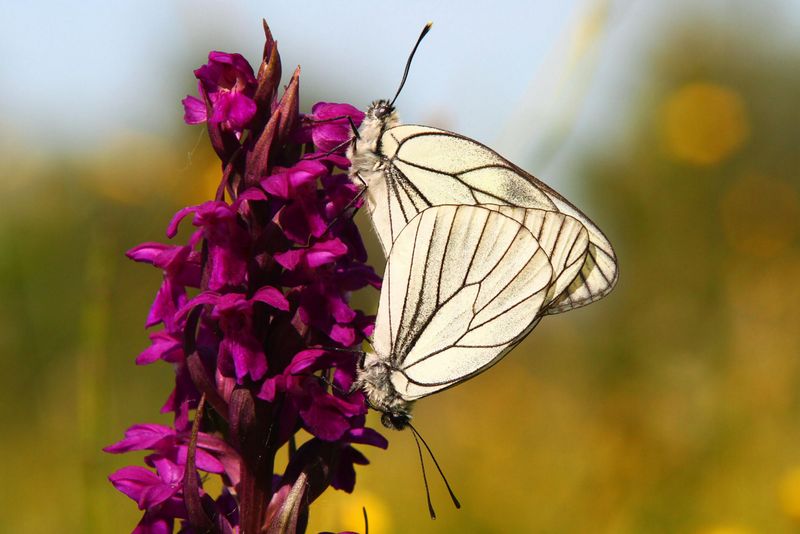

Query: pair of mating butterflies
[{"left": 345, "top": 27, "right": 618, "bottom": 431}]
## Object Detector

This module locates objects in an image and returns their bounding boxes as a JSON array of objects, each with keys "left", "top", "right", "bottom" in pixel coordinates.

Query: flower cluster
[{"left": 106, "top": 21, "right": 385, "bottom": 533}]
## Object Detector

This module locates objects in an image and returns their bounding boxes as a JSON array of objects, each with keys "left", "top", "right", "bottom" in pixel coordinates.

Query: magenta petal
[
  {"left": 182, "top": 95, "right": 208, "bottom": 125},
  {"left": 207, "top": 51, "right": 256, "bottom": 83},
  {"left": 132, "top": 511, "right": 174, "bottom": 534},
  {"left": 330, "top": 446, "right": 368, "bottom": 492},
  {"left": 273, "top": 249, "right": 303, "bottom": 271},
  {"left": 311, "top": 102, "right": 364, "bottom": 121},
  {"left": 275, "top": 238, "right": 349, "bottom": 271},
  {"left": 285, "top": 349, "right": 331, "bottom": 374},
  {"left": 136, "top": 331, "right": 182, "bottom": 365},
  {"left": 261, "top": 160, "right": 327, "bottom": 199},
  {"left": 278, "top": 196, "right": 327, "bottom": 244},
  {"left": 145, "top": 277, "right": 186, "bottom": 329},
  {"left": 306, "top": 239, "right": 348, "bottom": 268},
  {"left": 276, "top": 203, "right": 309, "bottom": 244},
  {"left": 255, "top": 374, "right": 295, "bottom": 402},
  {"left": 175, "top": 445, "right": 225, "bottom": 474},
  {"left": 301, "top": 151, "right": 351, "bottom": 170},
  {"left": 195, "top": 448, "right": 225, "bottom": 474},
  {"left": 328, "top": 292, "right": 356, "bottom": 323},
  {"left": 306, "top": 212, "right": 332, "bottom": 241},
  {"left": 346, "top": 427, "right": 388, "bottom": 449},
  {"left": 257, "top": 377, "right": 279, "bottom": 402},
  {"left": 220, "top": 334, "right": 267, "bottom": 382},
  {"left": 194, "top": 434, "right": 242, "bottom": 485},
  {"left": 153, "top": 457, "right": 184, "bottom": 485},
  {"left": 136, "top": 346, "right": 162, "bottom": 366},
  {"left": 210, "top": 92, "right": 257, "bottom": 129},
  {"left": 126, "top": 242, "right": 172, "bottom": 264},
  {"left": 175, "top": 291, "right": 220, "bottom": 319},
  {"left": 109, "top": 466, "right": 180, "bottom": 509},
  {"left": 207, "top": 244, "right": 248, "bottom": 291},
  {"left": 167, "top": 206, "right": 197, "bottom": 238},
  {"left": 133, "top": 512, "right": 173, "bottom": 534},
  {"left": 261, "top": 172, "right": 291, "bottom": 199},
  {"left": 298, "top": 396, "right": 352, "bottom": 441},
  {"left": 362, "top": 323, "right": 375, "bottom": 338},
  {"left": 213, "top": 291, "right": 250, "bottom": 314},
  {"left": 104, "top": 424, "right": 175, "bottom": 453},
  {"left": 328, "top": 324, "right": 357, "bottom": 346},
  {"left": 309, "top": 102, "right": 365, "bottom": 152},
  {"left": 234, "top": 187, "right": 268, "bottom": 205},
  {"left": 251, "top": 286, "right": 289, "bottom": 311},
  {"left": 289, "top": 161, "right": 328, "bottom": 186}
]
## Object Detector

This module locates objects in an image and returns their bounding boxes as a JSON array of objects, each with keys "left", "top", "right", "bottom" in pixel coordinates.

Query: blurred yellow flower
[
  {"left": 779, "top": 467, "right": 800, "bottom": 521},
  {"left": 662, "top": 82, "right": 749, "bottom": 165},
  {"left": 719, "top": 173, "right": 800, "bottom": 257}
]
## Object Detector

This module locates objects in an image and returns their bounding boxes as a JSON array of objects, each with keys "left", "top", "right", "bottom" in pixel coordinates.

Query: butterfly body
[{"left": 347, "top": 99, "right": 398, "bottom": 221}]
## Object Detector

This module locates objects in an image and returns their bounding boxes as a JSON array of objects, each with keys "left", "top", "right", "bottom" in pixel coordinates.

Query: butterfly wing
[
  {"left": 478, "top": 205, "right": 590, "bottom": 310},
  {"left": 367, "top": 124, "right": 617, "bottom": 314},
  {"left": 371, "top": 205, "right": 555, "bottom": 402}
]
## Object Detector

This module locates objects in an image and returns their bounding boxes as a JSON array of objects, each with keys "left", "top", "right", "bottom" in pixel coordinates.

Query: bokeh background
[{"left": 2, "top": 0, "right": 800, "bottom": 532}]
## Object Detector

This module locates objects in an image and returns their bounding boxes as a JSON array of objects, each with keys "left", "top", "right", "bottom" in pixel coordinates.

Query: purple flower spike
[{"left": 109, "top": 20, "right": 385, "bottom": 534}]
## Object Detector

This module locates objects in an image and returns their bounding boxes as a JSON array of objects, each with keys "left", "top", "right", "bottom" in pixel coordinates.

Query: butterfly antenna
[
  {"left": 409, "top": 423, "right": 461, "bottom": 510},
  {"left": 411, "top": 428, "right": 437, "bottom": 519},
  {"left": 390, "top": 22, "right": 433, "bottom": 107},
  {"left": 363, "top": 506, "right": 369, "bottom": 534}
]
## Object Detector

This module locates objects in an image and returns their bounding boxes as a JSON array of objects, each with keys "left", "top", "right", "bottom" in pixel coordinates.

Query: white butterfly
[
  {"left": 356, "top": 204, "right": 590, "bottom": 429},
  {"left": 348, "top": 25, "right": 618, "bottom": 431},
  {"left": 347, "top": 100, "right": 617, "bottom": 315}
]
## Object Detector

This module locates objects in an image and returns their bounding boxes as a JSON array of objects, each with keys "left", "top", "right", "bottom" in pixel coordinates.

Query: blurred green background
[{"left": 2, "top": 1, "right": 800, "bottom": 532}]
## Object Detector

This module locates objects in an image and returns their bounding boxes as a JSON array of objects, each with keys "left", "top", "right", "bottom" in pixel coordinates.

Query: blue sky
[
  {"left": 3, "top": 0, "right": 799, "bottom": 193},
  {"left": 0, "top": 1, "right": 581, "bottom": 150}
]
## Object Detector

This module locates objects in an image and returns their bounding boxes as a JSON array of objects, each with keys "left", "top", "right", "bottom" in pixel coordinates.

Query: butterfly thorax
[
  {"left": 347, "top": 100, "right": 400, "bottom": 191},
  {"left": 356, "top": 351, "right": 412, "bottom": 430}
]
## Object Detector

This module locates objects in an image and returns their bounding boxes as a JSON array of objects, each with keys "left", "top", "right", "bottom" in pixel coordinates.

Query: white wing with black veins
[
  {"left": 366, "top": 125, "right": 618, "bottom": 315},
  {"left": 371, "top": 205, "right": 572, "bottom": 401}
]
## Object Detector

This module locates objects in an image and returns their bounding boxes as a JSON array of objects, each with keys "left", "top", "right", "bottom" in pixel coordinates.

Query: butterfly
[
  {"left": 356, "top": 204, "right": 593, "bottom": 429},
  {"left": 348, "top": 25, "right": 618, "bottom": 429},
  {"left": 345, "top": 24, "right": 616, "bottom": 315},
  {"left": 347, "top": 99, "right": 617, "bottom": 315}
]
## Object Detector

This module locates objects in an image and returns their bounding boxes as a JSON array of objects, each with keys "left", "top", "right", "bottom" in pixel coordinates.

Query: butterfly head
[
  {"left": 365, "top": 99, "right": 399, "bottom": 127},
  {"left": 381, "top": 411, "right": 411, "bottom": 430}
]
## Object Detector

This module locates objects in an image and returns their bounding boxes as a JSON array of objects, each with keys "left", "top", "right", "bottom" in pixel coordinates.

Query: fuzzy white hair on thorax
[{"left": 347, "top": 99, "right": 400, "bottom": 190}]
